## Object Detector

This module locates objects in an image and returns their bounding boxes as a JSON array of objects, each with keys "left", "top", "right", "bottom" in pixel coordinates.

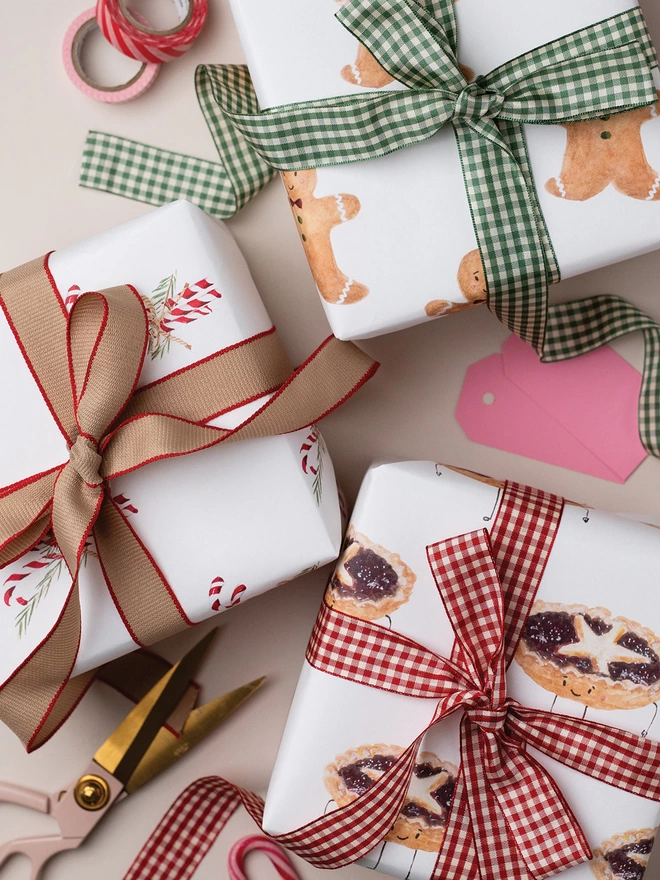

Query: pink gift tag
[{"left": 456, "top": 335, "right": 647, "bottom": 482}]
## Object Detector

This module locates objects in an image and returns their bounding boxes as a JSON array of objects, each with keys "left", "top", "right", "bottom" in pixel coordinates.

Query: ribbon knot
[
  {"left": 465, "top": 702, "right": 509, "bottom": 733},
  {"left": 451, "top": 81, "right": 505, "bottom": 123},
  {"left": 68, "top": 435, "right": 103, "bottom": 487}
]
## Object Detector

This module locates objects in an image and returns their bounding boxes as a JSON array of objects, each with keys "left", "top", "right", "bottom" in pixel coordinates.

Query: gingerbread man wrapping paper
[
  {"left": 263, "top": 463, "right": 660, "bottom": 880},
  {"left": 224, "top": 0, "right": 660, "bottom": 341},
  {"left": 0, "top": 199, "right": 365, "bottom": 740}
]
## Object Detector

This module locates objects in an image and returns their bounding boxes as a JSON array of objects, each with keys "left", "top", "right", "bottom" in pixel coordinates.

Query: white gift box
[
  {"left": 0, "top": 200, "right": 341, "bottom": 685},
  {"left": 263, "top": 462, "right": 660, "bottom": 880},
  {"left": 227, "top": 0, "right": 660, "bottom": 340}
]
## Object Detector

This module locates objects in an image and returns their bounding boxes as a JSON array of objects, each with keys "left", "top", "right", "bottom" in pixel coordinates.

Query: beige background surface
[{"left": 2, "top": 1, "right": 660, "bottom": 878}]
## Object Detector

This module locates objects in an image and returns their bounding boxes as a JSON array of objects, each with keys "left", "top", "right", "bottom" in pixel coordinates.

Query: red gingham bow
[
  {"left": 123, "top": 482, "right": 660, "bottom": 880},
  {"left": 305, "top": 483, "right": 660, "bottom": 879}
]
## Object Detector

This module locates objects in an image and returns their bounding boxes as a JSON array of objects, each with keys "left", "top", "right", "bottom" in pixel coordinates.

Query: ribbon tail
[
  {"left": 489, "top": 730, "right": 591, "bottom": 877},
  {"left": 0, "top": 573, "right": 94, "bottom": 751},
  {"left": 432, "top": 770, "right": 479, "bottom": 880},
  {"left": 94, "top": 496, "right": 190, "bottom": 648},
  {"left": 80, "top": 66, "right": 276, "bottom": 218},
  {"left": 543, "top": 296, "right": 660, "bottom": 457},
  {"left": 460, "top": 718, "right": 532, "bottom": 880},
  {"left": 0, "top": 469, "right": 59, "bottom": 564}
]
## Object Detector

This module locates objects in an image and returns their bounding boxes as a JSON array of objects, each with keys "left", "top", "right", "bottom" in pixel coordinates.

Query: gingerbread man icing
[
  {"left": 282, "top": 169, "right": 369, "bottom": 305},
  {"left": 425, "top": 248, "right": 487, "bottom": 318},
  {"left": 546, "top": 94, "right": 660, "bottom": 201}
]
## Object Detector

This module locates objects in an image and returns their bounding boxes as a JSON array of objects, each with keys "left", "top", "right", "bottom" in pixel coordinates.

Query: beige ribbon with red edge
[{"left": 0, "top": 255, "right": 378, "bottom": 750}]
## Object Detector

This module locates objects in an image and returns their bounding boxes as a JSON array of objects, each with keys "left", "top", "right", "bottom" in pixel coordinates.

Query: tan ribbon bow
[{"left": 0, "top": 256, "right": 377, "bottom": 750}]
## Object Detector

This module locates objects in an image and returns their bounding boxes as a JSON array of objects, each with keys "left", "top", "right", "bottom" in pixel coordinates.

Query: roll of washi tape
[
  {"left": 96, "top": 0, "right": 208, "bottom": 64},
  {"left": 228, "top": 836, "right": 302, "bottom": 880},
  {"left": 63, "top": 8, "right": 159, "bottom": 102}
]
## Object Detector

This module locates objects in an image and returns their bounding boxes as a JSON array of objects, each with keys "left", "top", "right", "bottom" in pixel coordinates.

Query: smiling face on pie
[
  {"left": 324, "top": 745, "right": 457, "bottom": 852},
  {"left": 591, "top": 827, "right": 658, "bottom": 880},
  {"left": 324, "top": 528, "right": 416, "bottom": 621},
  {"left": 515, "top": 602, "right": 660, "bottom": 709}
]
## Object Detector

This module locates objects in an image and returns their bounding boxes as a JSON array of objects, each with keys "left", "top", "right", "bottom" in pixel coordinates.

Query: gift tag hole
[{"left": 482, "top": 392, "right": 495, "bottom": 405}]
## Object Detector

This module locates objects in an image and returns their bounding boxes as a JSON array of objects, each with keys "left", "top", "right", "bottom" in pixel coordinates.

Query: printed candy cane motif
[
  {"left": 300, "top": 428, "right": 326, "bottom": 506},
  {"left": 146, "top": 273, "right": 222, "bottom": 360},
  {"left": 3, "top": 495, "right": 136, "bottom": 637},
  {"left": 65, "top": 284, "right": 82, "bottom": 308},
  {"left": 228, "top": 836, "right": 302, "bottom": 880},
  {"left": 209, "top": 577, "right": 247, "bottom": 612}
]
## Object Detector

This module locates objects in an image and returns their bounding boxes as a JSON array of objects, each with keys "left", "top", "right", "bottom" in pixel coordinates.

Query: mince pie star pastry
[
  {"left": 324, "top": 745, "right": 457, "bottom": 852},
  {"left": 591, "top": 827, "right": 658, "bottom": 880},
  {"left": 516, "top": 601, "right": 660, "bottom": 710},
  {"left": 324, "top": 528, "right": 416, "bottom": 621}
]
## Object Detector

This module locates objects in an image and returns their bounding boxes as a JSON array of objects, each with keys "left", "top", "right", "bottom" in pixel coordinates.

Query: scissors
[{"left": 0, "top": 629, "right": 265, "bottom": 879}]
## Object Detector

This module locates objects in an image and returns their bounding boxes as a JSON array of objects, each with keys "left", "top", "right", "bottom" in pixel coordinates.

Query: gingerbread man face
[
  {"left": 424, "top": 249, "right": 487, "bottom": 318},
  {"left": 282, "top": 169, "right": 317, "bottom": 202}
]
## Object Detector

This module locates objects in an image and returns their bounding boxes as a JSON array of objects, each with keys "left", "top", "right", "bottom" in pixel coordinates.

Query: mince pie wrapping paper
[
  {"left": 0, "top": 200, "right": 379, "bottom": 750},
  {"left": 262, "top": 462, "right": 660, "bottom": 880},
  {"left": 220, "top": 0, "right": 660, "bottom": 342}
]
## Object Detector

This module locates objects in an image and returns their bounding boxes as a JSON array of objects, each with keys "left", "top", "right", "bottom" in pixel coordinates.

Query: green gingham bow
[{"left": 81, "top": 0, "right": 660, "bottom": 455}]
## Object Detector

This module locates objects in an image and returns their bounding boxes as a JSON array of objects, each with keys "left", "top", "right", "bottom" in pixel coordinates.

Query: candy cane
[{"left": 227, "top": 836, "right": 301, "bottom": 880}]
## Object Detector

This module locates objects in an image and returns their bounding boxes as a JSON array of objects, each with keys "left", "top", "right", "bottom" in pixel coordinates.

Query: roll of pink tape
[
  {"left": 96, "top": 0, "right": 208, "bottom": 64},
  {"left": 62, "top": 8, "right": 159, "bottom": 103}
]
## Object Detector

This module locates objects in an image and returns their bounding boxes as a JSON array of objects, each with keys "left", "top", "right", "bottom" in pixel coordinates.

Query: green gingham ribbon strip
[
  {"left": 80, "top": 66, "right": 276, "bottom": 218},
  {"left": 80, "top": 0, "right": 660, "bottom": 455}
]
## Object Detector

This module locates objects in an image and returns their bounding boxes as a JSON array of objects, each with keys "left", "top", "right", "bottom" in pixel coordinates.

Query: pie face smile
[
  {"left": 324, "top": 528, "right": 416, "bottom": 621},
  {"left": 515, "top": 602, "right": 660, "bottom": 709},
  {"left": 324, "top": 745, "right": 457, "bottom": 853}
]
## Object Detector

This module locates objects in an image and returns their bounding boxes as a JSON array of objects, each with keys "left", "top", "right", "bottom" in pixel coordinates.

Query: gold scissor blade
[
  {"left": 125, "top": 676, "right": 266, "bottom": 794},
  {"left": 94, "top": 629, "right": 218, "bottom": 786}
]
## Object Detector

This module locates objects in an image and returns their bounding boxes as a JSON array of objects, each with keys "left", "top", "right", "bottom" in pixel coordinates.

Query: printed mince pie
[
  {"left": 591, "top": 827, "right": 658, "bottom": 880},
  {"left": 516, "top": 601, "right": 660, "bottom": 710},
  {"left": 324, "top": 744, "right": 457, "bottom": 852},
  {"left": 324, "top": 528, "right": 416, "bottom": 621}
]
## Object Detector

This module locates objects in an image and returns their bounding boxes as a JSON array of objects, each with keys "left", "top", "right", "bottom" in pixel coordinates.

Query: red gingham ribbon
[{"left": 123, "top": 482, "right": 660, "bottom": 880}]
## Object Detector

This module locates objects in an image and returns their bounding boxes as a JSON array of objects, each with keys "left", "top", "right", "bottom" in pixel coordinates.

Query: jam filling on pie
[
  {"left": 332, "top": 542, "right": 400, "bottom": 602},
  {"left": 604, "top": 837, "right": 655, "bottom": 880},
  {"left": 339, "top": 756, "right": 455, "bottom": 826},
  {"left": 522, "top": 611, "right": 660, "bottom": 686},
  {"left": 338, "top": 754, "right": 398, "bottom": 795}
]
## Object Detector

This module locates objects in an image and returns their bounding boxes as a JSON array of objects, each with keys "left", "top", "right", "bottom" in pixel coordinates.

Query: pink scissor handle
[
  {"left": 0, "top": 782, "right": 51, "bottom": 814},
  {"left": 228, "top": 836, "right": 302, "bottom": 880},
  {"left": 0, "top": 834, "right": 80, "bottom": 880}
]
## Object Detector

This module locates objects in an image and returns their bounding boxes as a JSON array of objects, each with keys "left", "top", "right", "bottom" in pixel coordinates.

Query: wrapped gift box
[
  {"left": 263, "top": 462, "right": 660, "bottom": 880},
  {"left": 227, "top": 0, "right": 660, "bottom": 340},
  {"left": 0, "top": 200, "right": 342, "bottom": 687}
]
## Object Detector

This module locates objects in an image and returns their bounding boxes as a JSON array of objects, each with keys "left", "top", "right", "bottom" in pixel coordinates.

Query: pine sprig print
[
  {"left": 143, "top": 272, "right": 222, "bottom": 360},
  {"left": 4, "top": 496, "right": 137, "bottom": 638},
  {"left": 300, "top": 428, "right": 327, "bottom": 506}
]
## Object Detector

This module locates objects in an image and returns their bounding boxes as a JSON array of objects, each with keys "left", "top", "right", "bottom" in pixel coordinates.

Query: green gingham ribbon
[
  {"left": 81, "top": 0, "right": 660, "bottom": 455},
  {"left": 81, "top": 66, "right": 276, "bottom": 217}
]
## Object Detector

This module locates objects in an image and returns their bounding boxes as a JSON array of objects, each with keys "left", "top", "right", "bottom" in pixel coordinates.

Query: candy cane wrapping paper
[
  {"left": 0, "top": 200, "right": 377, "bottom": 749},
  {"left": 262, "top": 463, "right": 660, "bottom": 880}
]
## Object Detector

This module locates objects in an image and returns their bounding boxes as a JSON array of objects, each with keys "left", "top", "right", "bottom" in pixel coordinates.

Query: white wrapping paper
[
  {"left": 228, "top": 0, "right": 660, "bottom": 340},
  {"left": 263, "top": 462, "right": 660, "bottom": 880},
  {"left": 0, "top": 200, "right": 341, "bottom": 685}
]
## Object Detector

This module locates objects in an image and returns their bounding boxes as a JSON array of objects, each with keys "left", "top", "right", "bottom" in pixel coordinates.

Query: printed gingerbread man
[
  {"left": 282, "top": 169, "right": 369, "bottom": 305},
  {"left": 546, "top": 93, "right": 660, "bottom": 201},
  {"left": 336, "top": 0, "right": 474, "bottom": 89},
  {"left": 425, "top": 248, "right": 487, "bottom": 317}
]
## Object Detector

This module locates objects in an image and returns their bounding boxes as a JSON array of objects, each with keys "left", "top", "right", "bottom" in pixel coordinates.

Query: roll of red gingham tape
[{"left": 96, "top": 0, "right": 208, "bottom": 63}]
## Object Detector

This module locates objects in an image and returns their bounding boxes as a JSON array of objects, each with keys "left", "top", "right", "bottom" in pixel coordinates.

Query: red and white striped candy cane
[{"left": 228, "top": 836, "right": 301, "bottom": 880}]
